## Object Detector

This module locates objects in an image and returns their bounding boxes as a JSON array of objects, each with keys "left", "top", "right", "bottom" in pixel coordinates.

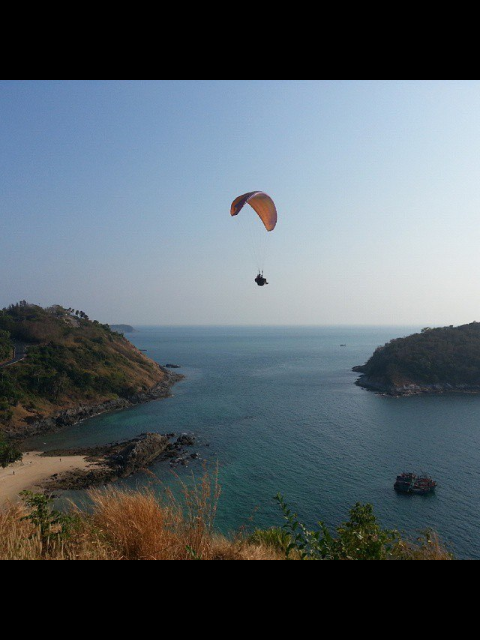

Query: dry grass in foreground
[
  {"left": 0, "top": 469, "right": 453, "bottom": 560},
  {"left": 0, "top": 469, "right": 282, "bottom": 560}
]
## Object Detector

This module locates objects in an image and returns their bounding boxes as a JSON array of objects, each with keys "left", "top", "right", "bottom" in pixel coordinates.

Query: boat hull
[{"left": 394, "top": 473, "right": 437, "bottom": 495}]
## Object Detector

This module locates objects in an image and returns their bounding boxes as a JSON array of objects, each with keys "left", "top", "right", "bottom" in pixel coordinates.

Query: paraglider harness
[{"left": 255, "top": 273, "right": 268, "bottom": 286}]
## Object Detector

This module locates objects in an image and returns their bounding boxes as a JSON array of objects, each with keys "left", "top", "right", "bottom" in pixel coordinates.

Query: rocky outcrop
[
  {"left": 8, "top": 371, "right": 183, "bottom": 441},
  {"left": 43, "top": 432, "right": 196, "bottom": 491},
  {"left": 354, "top": 372, "right": 480, "bottom": 397}
]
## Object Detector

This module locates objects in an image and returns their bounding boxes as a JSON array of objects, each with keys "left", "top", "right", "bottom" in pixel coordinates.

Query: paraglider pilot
[
  {"left": 230, "top": 192, "right": 277, "bottom": 288},
  {"left": 255, "top": 273, "right": 268, "bottom": 286}
]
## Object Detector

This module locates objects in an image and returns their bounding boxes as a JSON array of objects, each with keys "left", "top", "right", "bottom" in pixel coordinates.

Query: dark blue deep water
[{"left": 26, "top": 326, "right": 480, "bottom": 558}]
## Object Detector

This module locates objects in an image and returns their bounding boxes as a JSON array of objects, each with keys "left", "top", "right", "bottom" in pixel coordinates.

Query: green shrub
[
  {"left": 274, "top": 494, "right": 399, "bottom": 560},
  {"left": 20, "top": 491, "right": 77, "bottom": 546}
]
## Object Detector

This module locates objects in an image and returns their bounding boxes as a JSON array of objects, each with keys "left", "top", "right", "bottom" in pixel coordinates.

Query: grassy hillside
[
  {"left": 354, "top": 322, "right": 480, "bottom": 389},
  {"left": 0, "top": 302, "right": 166, "bottom": 435}
]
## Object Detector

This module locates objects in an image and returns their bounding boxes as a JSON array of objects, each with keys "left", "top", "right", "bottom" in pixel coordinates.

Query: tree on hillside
[{"left": 0, "top": 435, "right": 22, "bottom": 468}]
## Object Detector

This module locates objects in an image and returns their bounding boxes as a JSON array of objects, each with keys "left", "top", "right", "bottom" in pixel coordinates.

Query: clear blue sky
[{"left": 2, "top": 79, "right": 480, "bottom": 326}]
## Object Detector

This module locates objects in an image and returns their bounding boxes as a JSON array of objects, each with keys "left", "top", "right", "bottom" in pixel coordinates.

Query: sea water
[{"left": 26, "top": 326, "right": 480, "bottom": 559}]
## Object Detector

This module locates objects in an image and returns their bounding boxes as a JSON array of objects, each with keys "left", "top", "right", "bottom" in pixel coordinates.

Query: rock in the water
[
  {"left": 42, "top": 432, "right": 199, "bottom": 491},
  {"left": 176, "top": 434, "right": 195, "bottom": 447},
  {"left": 43, "top": 433, "right": 169, "bottom": 490}
]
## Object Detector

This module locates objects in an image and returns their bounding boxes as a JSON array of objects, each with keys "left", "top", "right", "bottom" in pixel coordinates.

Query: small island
[
  {"left": 353, "top": 322, "right": 480, "bottom": 396},
  {"left": 109, "top": 325, "right": 135, "bottom": 334}
]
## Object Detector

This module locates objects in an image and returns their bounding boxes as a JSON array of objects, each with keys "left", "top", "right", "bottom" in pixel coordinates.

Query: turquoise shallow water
[{"left": 26, "top": 326, "right": 480, "bottom": 559}]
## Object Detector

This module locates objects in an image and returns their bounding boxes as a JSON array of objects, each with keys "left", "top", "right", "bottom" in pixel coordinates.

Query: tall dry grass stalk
[
  {"left": 88, "top": 486, "right": 180, "bottom": 560},
  {"left": 0, "top": 502, "right": 110, "bottom": 560},
  {"left": 89, "top": 465, "right": 228, "bottom": 560},
  {"left": 0, "top": 504, "right": 40, "bottom": 560},
  {"left": 394, "top": 531, "right": 453, "bottom": 560},
  {"left": 0, "top": 466, "right": 280, "bottom": 560}
]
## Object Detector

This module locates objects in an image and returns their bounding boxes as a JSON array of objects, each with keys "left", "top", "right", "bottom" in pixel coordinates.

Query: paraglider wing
[{"left": 230, "top": 191, "right": 277, "bottom": 231}]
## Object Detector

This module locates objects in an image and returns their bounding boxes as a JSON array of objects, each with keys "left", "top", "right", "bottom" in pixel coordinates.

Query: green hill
[
  {"left": 0, "top": 302, "right": 178, "bottom": 437},
  {"left": 109, "top": 325, "right": 135, "bottom": 334},
  {"left": 353, "top": 322, "right": 480, "bottom": 395}
]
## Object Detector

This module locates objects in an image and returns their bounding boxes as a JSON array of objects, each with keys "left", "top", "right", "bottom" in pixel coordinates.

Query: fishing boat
[{"left": 394, "top": 473, "right": 437, "bottom": 495}]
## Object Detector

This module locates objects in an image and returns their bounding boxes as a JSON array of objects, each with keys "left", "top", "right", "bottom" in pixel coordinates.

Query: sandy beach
[{"left": 0, "top": 452, "right": 93, "bottom": 505}]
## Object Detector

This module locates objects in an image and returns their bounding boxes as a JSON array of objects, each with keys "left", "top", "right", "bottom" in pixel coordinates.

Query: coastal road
[{"left": 0, "top": 342, "right": 28, "bottom": 369}]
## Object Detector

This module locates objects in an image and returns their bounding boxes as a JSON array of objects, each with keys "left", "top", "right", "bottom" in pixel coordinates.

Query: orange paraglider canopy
[{"left": 230, "top": 191, "right": 277, "bottom": 231}]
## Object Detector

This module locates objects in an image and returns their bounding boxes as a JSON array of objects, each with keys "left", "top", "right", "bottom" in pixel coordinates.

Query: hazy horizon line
[{"left": 124, "top": 323, "right": 428, "bottom": 328}]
